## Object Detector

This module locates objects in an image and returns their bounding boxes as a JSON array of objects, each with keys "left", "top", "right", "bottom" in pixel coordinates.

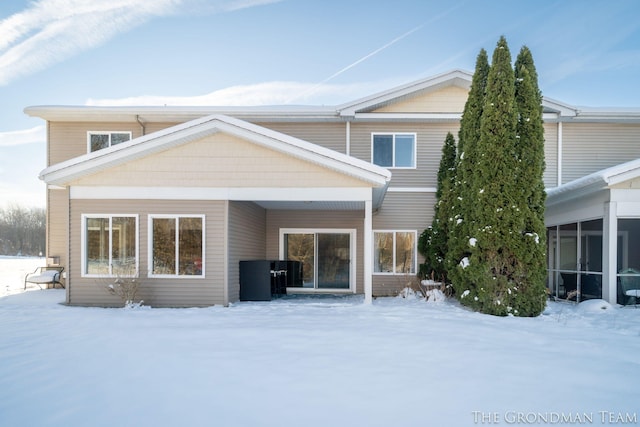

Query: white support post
[
  {"left": 603, "top": 202, "right": 618, "bottom": 303},
  {"left": 364, "top": 198, "right": 373, "bottom": 304}
]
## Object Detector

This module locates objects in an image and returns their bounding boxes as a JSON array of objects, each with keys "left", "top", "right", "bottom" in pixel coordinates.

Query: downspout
[
  {"left": 136, "top": 115, "right": 146, "bottom": 136},
  {"left": 345, "top": 120, "right": 351, "bottom": 156},
  {"left": 557, "top": 121, "right": 563, "bottom": 187}
]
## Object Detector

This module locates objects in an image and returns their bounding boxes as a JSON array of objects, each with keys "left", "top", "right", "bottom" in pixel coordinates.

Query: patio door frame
[{"left": 279, "top": 228, "right": 357, "bottom": 293}]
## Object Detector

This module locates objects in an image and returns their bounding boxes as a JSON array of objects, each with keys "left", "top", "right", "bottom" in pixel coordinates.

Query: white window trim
[
  {"left": 371, "top": 132, "right": 417, "bottom": 169},
  {"left": 87, "top": 131, "right": 133, "bottom": 152},
  {"left": 148, "top": 214, "right": 206, "bottom": 279},
  {"left": 278, "top": 228, "right": 357, "bottom": 293},
  {"left": 81, "top": 214, "right": 139, "bottom": 278},
  {"left": 373, "top": 229, "right": 418, "bottom": 275}
]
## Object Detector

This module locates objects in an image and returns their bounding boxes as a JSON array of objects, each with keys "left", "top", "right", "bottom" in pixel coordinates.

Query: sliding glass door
[{"left": 282, "top": 230, "right": 353, "bottom": 290}]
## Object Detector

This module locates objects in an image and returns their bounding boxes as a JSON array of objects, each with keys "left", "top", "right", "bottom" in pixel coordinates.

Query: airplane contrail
[{"left": 287, "top": 3, "right": 463, "bottom": 103}]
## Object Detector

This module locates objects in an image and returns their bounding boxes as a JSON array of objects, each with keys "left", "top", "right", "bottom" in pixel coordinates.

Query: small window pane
[
  {"left": 153, "top": 218, "right": 176, "bottom": 275},
  {"left": 179, "top": 217, "right": 203, "bottom": 275},
  {"left": 395, "top": 135, "right": 415, "bottom": 167},
  {"left": 86, "top": 218, "right": 109, "bottom": 274},
  {"left": 374, "top": 232, "right": 393, "bottom": 273},
  {"left": 111, "top": 133, "right": 131, "bottom": 146},
  {"left": 373, "top": 135, "right": 393, "bottom": 167},
  {"left": 395, "top": 232, "right": 415, "bottom": 274},
  {"left": 112, "top": 217, "right": 136, "bottom": 275},
  {"left": 90, "top": 134, "right": 109, "bottom": 152}
]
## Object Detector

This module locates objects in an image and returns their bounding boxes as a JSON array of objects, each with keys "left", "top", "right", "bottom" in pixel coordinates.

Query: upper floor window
[
  {"left": 88, "top": 131, "right": 132, "bottom": 152},
  {"left": 372, "top": 133, "right": 416, "bottom": 168}
]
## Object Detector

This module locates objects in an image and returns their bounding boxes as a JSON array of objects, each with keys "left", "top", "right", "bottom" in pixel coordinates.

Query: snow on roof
[{"left": 547, "top": 157, "right": 640, "bottom": 204}]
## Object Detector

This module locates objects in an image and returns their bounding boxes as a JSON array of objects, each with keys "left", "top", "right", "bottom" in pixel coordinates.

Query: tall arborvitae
[
  {"left": 418, "top": 132, "right": 456, "bottom": 282},
  {"left": 456, "top": 36, "right": 524, "bottom": 316},
  {"left": 512, "top": 46, "right": 548, "bottom": 316},
  {"left": 447, "top": 49, "right": 489, "bottom": 293}
]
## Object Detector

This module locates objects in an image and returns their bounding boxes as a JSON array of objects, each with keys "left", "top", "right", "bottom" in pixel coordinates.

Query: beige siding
[
  {"left": 373, "top": 86, "right": 469, "bottom": 113},
  {"left": 265, "top": 210, "right": 365, "bottom": 293},
  {"left": 69, "top": 199, "right": 226, "bottom": 307},
  {"left": 143, "top": 122, "right": 181, "bottom": 134},
  {"left": 254, "top": 122, "right": 347, "bottom": 154},
  {"left": 227, "top": 201, "right": 267, "bottom": 303},
  {"left": 350, "top": 122, "right": 459, "bottom": 187},
  {"left": 612, "top": 177, "right": 640, "bottom": 189},
  {"left": 72, "top": 133, "right": 369, "bottom": 188},
  {"left": 49, "top": 122, "right": 143, "bottom": 165},
  {"left": 562, "top": 123, "right": 640, "bottom": 184},
  {"left": 47, "top": 188, "right": 69, "bottom": 295}
]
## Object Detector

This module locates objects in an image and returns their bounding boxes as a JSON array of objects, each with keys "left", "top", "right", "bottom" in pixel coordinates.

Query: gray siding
[
  {"left": 562, "top": 123, "right": 640, "bottom": 184},
  {"left": 227, "top": 201, "right": 267, "bottom": 303},
  {"left": 265, "top": 210, "right": 365, "bottom": 293},
  {"left": 254, "top": 122, "right": 347, "bottom": 154},
  {"left": 372, "top": 192, "right": 433, "bottom": 296},
  {"left": 350, "top": 122, "right": 459, "bottom": 188},
  {"left": 69, "top": 199, "right": 226, "bottom": 307}
]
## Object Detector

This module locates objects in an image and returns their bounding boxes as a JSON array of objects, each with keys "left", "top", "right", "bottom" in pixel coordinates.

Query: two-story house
[{"left": 25, "top": 70, "right": 640, "bottom": 307}]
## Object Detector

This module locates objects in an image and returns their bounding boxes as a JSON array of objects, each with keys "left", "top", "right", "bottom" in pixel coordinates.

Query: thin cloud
[
  {"left": 86, "top": 80, "right": 395, "bottom": 107},
  {"left": 0, "top": 0, "right": 279, "bottom": 86},
  {"left": 0, "top": 126, "right": 46, "bottom": 147}
]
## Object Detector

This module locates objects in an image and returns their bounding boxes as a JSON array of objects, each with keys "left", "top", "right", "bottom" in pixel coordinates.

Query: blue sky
[{"left": 1, "top": 0, "right": 639, "bottom": 208}]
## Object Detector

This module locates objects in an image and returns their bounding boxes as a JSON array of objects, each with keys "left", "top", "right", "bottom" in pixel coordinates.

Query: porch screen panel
[
  {"left": 580, "top": 219, "right": 603, "bottom": 301},
  {"left": 617, "top": 219, "right": 640, "bottom": 305}
]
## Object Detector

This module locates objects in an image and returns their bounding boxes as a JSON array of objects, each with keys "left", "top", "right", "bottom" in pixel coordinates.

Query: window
[
  {"left": 88, "top": 131, "right": 132, "bottom": 152},
  {"left": 82, "top": 215, "right": 138, "bottom": 276},
  {"left": 374, "top": 231, "right": 416, "bottom": 274},
  {"left": 372, "top": 133, "right": 416, "bottom": 168},
  {"left": 150, "top": 215, "right": 204, "bottom": 277}
]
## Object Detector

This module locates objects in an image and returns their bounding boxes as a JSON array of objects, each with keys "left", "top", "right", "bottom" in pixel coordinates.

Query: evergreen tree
[
  {"left": 447, "top": 48, "right": 489, "bottom": 292},
  {"left": 512, "top": 46, "right": 548, "bottom": 316},
  {"left": 418, "top": 132, "right": 456, "bottom": 282},
  {"left": 455, "top": 36, "right": 523, "bottom": 316}
]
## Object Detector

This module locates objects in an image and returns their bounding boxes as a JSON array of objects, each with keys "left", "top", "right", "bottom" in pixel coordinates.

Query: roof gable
[
  {"left": 337, "top": 69, "right": 473, "bottom": 116},
  {"left": 71, "top": 132, "right": 371, "bottom": 189},
  {"left": 370, "top": 85, "right": 470, "bottom": 114},
  {"left": 40, "top": 115, "right": 391, "bottom": 188}
]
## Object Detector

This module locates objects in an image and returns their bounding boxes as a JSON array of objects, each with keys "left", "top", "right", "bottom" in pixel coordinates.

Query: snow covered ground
[{"left": 1, "top": 257, "right": 639, "bottom": 427}]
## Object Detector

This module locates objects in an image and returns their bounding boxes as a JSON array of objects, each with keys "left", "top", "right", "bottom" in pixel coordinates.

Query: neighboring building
[{"left": 25, "top": 70, "right": 640, "bottom": 307}]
